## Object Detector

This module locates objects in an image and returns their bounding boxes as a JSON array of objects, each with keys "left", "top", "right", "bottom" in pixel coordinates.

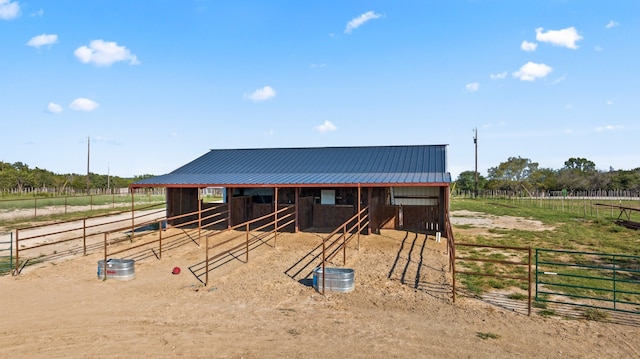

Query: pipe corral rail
[
  {"left": 202, "top": 205, "right": 296, "bottom": 286},
  {"left": 317, "top": 206, "right": 369, "bottom": 294},
  {"left": 13, "top": 204, "right": 165, "bottom": 274}
]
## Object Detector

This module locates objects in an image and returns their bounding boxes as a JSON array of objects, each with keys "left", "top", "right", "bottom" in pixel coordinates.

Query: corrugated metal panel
[{"left": 134, "top": 145, "right": 451, "bottom": 187}]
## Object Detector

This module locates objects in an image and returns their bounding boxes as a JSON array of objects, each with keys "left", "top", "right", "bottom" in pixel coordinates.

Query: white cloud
[
  {"left": 466, "top": 82, "right": 479, "bottom": 92},
  {"left": 74, "top": 40, "right": 140, "bottom": 66},
  {"left": 535, "top": 27, "right": 583, "bottom": 49},
  {"left": 0, "top": 0, "right": 20, "bottom": 20},
  {"left": 512, "top": 62, "right": 553, "bottom": 81},
  {"left": 520, "top": 40, "right": 538, "bottom": 52},
  {"left": 594, "top": 45, "right": 603, "bottom": 52},
  {"left": 245, "top": 86, "right": 276, "bottom": 102},
  {"left": 314, "top": 120, "right": 337, "bottom": 133},
  {"left": 310, "top": 63, "right": 326, "bottom": 68},
  {"left": 606, "top": 100, "right": 614, "bottom": 105},
  {"left": 565, "top": 104, "right": 573, "bottom": 110},
  {"left": 70, "top": 98, "right": 99, "bottom": 111},
  {"left": 345, "top": 11, "right": 382, "bottom": 34},
  {"left": 47, "top": 102, "right": 63, "bottom": 114},
  {"left": 605, "top": 20, "right": 619, "bottom": 29},
  {"left": 27, "top": 33, "right": 58, "bottom": 48},
  {"left": 490, "top": 71, "right": 507, "bottom": 80}
]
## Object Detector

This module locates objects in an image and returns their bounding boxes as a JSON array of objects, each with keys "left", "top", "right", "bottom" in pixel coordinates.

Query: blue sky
[{"left": 1, "top": 0, "right": 638, "bottom": 180}]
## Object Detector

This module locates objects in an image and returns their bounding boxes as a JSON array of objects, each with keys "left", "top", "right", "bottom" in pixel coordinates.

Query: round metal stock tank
[
  {"left": 97, "top": 259, "right": 135, "bottom": 281},
  {"left": 312, "top": 267, "right": 355, "bottom": 293}
]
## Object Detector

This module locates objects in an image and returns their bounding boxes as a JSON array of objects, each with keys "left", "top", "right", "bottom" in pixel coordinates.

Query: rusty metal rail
[
  {"left": 318, "top": 206, "right": 369, "bottom": 294},
  {"left": 203, "top": 205, "right": 295, "bottom": 286},
  {"left": 453, "top": 242, "right": 532, "bottom": 315},
  {"left": 14, "top": 205, "right": 165, "bottom": 274}
]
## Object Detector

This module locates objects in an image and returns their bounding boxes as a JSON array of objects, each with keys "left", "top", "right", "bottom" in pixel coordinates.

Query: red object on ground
[{"left": 172, "top": 267, "right": 181, "bottom": 275}]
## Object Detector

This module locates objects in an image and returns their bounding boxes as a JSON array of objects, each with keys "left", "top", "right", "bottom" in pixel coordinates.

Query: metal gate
[
  {"left": 535, "top": 248, "right": 640, "bottom": 314},
  {"left": 0, "top": 232, "right": 13, "bottom": 275}
]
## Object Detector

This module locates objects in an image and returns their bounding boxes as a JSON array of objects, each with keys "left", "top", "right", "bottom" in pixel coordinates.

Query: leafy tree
[
  {"left": 455, "top": 170, "right": 487, "bottom": 193},
  {"left": 487, "top": 156, "right": 539, "bottom": 195}
]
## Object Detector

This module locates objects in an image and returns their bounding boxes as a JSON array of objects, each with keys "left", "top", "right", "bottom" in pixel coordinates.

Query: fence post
[
  {"left": 83, "top": 218, "right": 87, "bottom": 256},
  {"left": 528, "top": 246, "right": 532, "bottom": 316},
  {"left": 245, "top": 223, "right": 249, "bottom": 263},
  {"left": 205, "top": 236, "right": 209, "bottom": 286},
  {"left": 613, "top": 254, "right": 617, "bottom": 310},
  {"left": 14, "top": 229, "right": 19, "bottom": 275}
]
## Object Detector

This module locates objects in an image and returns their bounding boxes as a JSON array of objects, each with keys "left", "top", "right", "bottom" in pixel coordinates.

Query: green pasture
[{"left": 452, "top": 197, "right": 640, "bottom": 309}]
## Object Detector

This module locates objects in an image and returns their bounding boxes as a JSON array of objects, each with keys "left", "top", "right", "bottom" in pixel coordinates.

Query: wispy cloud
[
  {"left": 605, "top": 20, "right": 619, "bottom": 29},
  {"left": 466, "top": 82, "right": 479, "bottom": 92},
  {"left": 310, "top": 63, "right": 326, "bottom": 68},
  {"left": 70, "top": 98, "right": 99, "bottom": 111},
  {"left": 314, "top": 120, "right": 337, "bottom": 133},
  {"left": 0, "top": 0, "right": 19, "bottom": 20},
  {"left": 594, "top": 45, "right": 603, "bottom": 52},
  {"left": 27, "top": 33, "right": 58, "bottom": 48},
  {"left": 47, "top": 102, "right": 63, "bottom": 114},
  {"left": 606, "top": 100, "right": 614, "bottom": 105},
  {"left": 551, "top": 74, "right": 567, "bottom": 85},
  {"left": 535, "top": 27, "right": 583, "bottom": 49},
  {"left": 244, "top": 86, "right": 276, "bottom": 102},
  {"left": 74, "top": 40, "right": 140, "bottom": 66},
  {"left": 513, "top": 62, "right": 552, "bottom": 81},
  {"left": 345, "top": 11, "right": 382, "bottom": 34},
  {"left": 520, "top": 40, "right": 537, "bottom": 52},
  {"left": 30, "top": 8, "right": 43, "bottom": 17},
  {"left": 596, "top": 125, "right": 623, "bottom": 132},
  {"left": 490, "top": 71, "right": 507, "bottom": 80}
]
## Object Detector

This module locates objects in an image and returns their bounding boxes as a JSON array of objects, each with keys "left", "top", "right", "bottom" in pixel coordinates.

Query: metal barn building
[{"left": 131, "top": 145, "right": 452, "bottom": 236}]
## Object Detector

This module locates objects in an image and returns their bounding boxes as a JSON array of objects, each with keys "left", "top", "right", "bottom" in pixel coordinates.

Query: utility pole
[
  {"left": 473, "top": 128, "right": 478, "bottom": 198},
  {"left": 86, "top": 136, "right": 90, "bottom": 194}
]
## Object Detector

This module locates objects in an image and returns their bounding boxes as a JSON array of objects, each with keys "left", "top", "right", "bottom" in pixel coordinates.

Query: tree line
[
  {"left": 456, "top": 157, "right": 640, "bottom": 195},
  {"left": 0, "top": 161, "right": 155, "bottom": 194}
]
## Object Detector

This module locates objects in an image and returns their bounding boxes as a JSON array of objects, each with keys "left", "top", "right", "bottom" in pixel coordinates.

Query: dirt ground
[{"left": 1, "top": 211, "right": 639, "bottom": 358}]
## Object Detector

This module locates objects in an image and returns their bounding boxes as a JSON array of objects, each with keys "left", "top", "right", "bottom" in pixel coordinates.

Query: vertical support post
[
  {"left": 528, "top": 246, "right": 532, "bottom": 316},
  {"left": 343, "top": 225, "right": 346, "bottom": 265},
  {"left": 294, "top": 187, "right": 299, "bottom": 233},
  {"left": 83, "top": 218, "right": 87, "bottom": 256},
  {"left": 452, "top": 240, "right": 456, "bottom": 303},
  {"left": 130, "top": 189, "right": 135, "bottom": 241},
  {"left": 14, "top": 229, "right": 19, "bottom": 276},
  {"left": 367, "top": 187, "right": 372, "bottom": 235},
  {"left": 322, "top": 235, "right": 326, "bottom": 295},
  {"left": 103, "top": 232, "right": 108, "bottom": 281},
  {"left": 245, "top": 223, "right": 249, "bottom": 263},
  {"left": 227, "top": 188, "right": 233, "bottom": 230},
  {"left": 274, "top": 187, "right": 278, "bottom": 248},
  {"left": 34, "top": 198, "right": 37, "bottom": 218},
  {"left": 198, "top": 189, "right": 202, "bottom": 245},
  {"left": 205, "top": 236, "right": 209, "bottom": 286},
  {"left": 159, "top": 219, "right": 163, "bottom": 259},
  {"left": 357, "top": 184, "right": 361, "bottom": 250}
]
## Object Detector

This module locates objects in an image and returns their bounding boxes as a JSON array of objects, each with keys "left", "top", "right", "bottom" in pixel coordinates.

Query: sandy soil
[{"left": 1, "top": 212, "right": 639, "bottom": 358}]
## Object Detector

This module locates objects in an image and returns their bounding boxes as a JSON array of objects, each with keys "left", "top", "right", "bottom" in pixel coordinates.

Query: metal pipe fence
[{"left": 536, "top": 248, "right": 640, "bottom": 314}]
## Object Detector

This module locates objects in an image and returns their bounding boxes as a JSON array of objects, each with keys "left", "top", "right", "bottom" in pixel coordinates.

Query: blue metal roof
[{"left": 133, "top": 145, "right": 451, "bottom": 187}]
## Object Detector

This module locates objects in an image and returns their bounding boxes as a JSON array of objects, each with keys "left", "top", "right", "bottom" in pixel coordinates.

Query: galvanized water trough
[
  {"left": 97, "top": 259, "right": 135, "bottom": 281},
  {"left": 312, "top": 267, "right": 355, "bottom": 293}
]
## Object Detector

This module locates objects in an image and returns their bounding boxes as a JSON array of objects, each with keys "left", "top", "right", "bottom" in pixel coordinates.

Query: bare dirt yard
[{"left": 1, "top": 210, "right": 639, "bottom": 358}]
